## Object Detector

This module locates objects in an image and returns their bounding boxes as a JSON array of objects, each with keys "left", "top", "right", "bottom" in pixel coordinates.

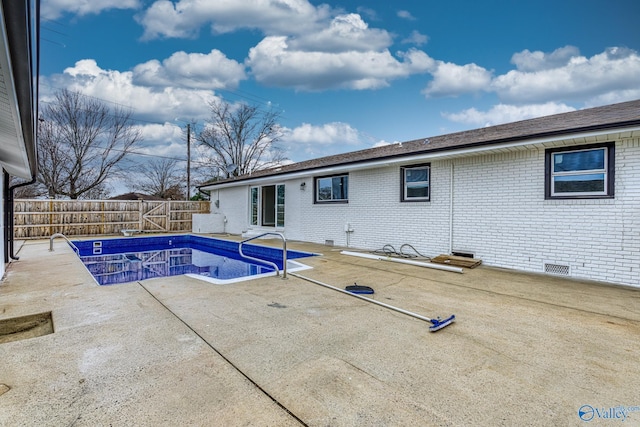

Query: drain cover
[{"left": 0, "top": 312, "right": 54, "bottom": 344}]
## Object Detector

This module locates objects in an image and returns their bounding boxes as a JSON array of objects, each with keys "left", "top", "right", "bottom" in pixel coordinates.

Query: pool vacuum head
[
  {"left": 429, "top": 314, "right": 455, "bottom": 332},
  {"left": 345, "top": 284, "right": 375, "bottom": 294}
]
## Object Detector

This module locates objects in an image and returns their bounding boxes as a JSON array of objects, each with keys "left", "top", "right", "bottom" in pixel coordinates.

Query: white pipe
[
  {"left": 449, "top": 162, "right": 454, "bottom": 254},
  {"left": 340, "top": 250, "right": 464, "bottom": 274}
]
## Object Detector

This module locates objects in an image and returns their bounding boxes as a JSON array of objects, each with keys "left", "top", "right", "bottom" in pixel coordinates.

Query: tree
[
  {"left": 197, "top": 100, "right": 286, "bottom": 178},
  {"left": 8, "top": 175, "right": 47, "bottom": 198},
  {"left": 131, "top": 158, "right": 185, "bottom": 200},
  {"left": 37, "top": 89, "right": 142, "bottom": 199}
]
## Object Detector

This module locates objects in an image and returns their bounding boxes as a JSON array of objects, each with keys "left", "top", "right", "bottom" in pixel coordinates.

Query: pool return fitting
[{"left": 289, "top": 272, "right": 455, "bottom": 332}]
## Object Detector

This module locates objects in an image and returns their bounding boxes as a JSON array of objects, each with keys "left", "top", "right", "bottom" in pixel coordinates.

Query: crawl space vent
[{"left": 544, "top": 263, "right": 570, "bottom": 276}]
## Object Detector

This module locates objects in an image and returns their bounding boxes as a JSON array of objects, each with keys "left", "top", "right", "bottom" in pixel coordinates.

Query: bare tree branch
[
  {"left": 197, "top": 100, "right": 286, "bottom": 178},
  {"left": 37, "top": 89, "right": 143, "bottom": 199},
  {"left": 131, "top": 158, "right": 185, "bottom": 200}
]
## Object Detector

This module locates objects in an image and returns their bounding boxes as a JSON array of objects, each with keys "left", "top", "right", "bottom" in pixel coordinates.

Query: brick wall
[
  {"left": 210, "top": 186, "right": 248, "bottom": 234},
  {"left": 451, "top": 138, "right": 639, "bottom": 286},
  {"left": 214, "top": 137, "right": 640, "bottom": 287}
]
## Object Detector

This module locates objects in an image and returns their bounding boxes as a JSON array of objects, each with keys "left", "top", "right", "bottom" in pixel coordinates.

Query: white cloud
[
  {"left": 402, "top": 30, "right": 428, "bottom": 46},
  {"left": 137, "top": 0, "right": 332, "bottom": 40},
  {"left": 46, "top": 59, "right": 217, "bottom": 123},
  {"left": 422, "top": 61, "right": 493, "bottom": 97},
  {"left": 510, "top": 45, "right": 580, "bottom": 72},
  {"left": 247, "top": 37, "right": 433, "bottom": 90},
  {"left": 492, "top": 47, "right": 640, "bottom": 103},
  {"left": 132, "top": 49, "right": 246, "bottom": 90},
  {"left": 138, "top": 2, "right": 434, "bottom": 93},
  {"left": 583, "top": 88, "right": 640, "bottom": 107},
  {"left": 397, "top": 10, "right": 416, "bottom": 21},
  {"left": 280, "top": 122, "right": 364, "bottom": 159},
  {"left": 42, "top": 0, "right": 140, "bottom": 20},
  {"left": 284, "top": 122, "right": 360, "bottom": 145},
  {"left": 422, "top": 46, "right": 640, "bottom": 110},
  {"left": 356, "top": 6, "right": 378, "bottom": 21},
  {"left": 136, "top": 123, "right": 185, "bottom": 150},
  {"left": 288, "top": 14, "right": 392, "bottom": 52},
  {"left": 443, "top": 102, "right": 576, "bottom": 127}
]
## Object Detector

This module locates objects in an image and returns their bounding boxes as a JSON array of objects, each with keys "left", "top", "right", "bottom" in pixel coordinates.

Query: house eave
[
  {"left": 200, "top": 123, "right": 640, "bottom": 191},
  {"left": 0, "top": 0, "right": 38, "bottom": 179}
]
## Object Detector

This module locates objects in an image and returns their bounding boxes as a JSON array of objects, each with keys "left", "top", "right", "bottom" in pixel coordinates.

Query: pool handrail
[
  {"left": 238, "top": 232, "right": 287, "bottom": 279},
  {"left": 49, "top": 233, "right": 80, "bottom": 254}
]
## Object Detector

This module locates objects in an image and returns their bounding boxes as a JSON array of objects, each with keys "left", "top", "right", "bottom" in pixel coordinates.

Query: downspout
[
  {"left": 7, "top": 172, "right": 37, "bottom": 260},
  {"left": 3, "top": 172, "right": 9, "bottom": 263},
  {"left": 449, "top": 162, "right": 454, "bottom": 254}
]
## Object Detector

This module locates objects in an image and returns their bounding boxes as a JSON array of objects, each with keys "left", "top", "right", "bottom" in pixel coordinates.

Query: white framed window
[
  {"left": 250, "top": 187, "right": 258, "bottom": 225},
  {"left": 315, "top": 174, "right": 348, "bottom": 203},
  {"left": 401, "top": 164, "right": 430, "bottom": 202},
  {"left": 545, "top": 142, "right": 614, "bottom": 199}
]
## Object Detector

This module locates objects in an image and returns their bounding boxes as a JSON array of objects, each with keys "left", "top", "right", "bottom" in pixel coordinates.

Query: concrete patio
[{"left": 1, "top": 236, "right": 639, "bottom": 426}]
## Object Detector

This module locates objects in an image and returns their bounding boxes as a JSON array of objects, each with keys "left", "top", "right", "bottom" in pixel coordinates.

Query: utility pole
[{"left": 186, "top": 123, "right": 191, "bottom": 200}]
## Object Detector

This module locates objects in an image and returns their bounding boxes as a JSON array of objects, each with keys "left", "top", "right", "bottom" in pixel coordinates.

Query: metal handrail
[
  {"left": 238, "top": 232, "right": 287, "bottom": 279},
  {"left": 49, "top": 233, "right": 80, "bottom": 254}
]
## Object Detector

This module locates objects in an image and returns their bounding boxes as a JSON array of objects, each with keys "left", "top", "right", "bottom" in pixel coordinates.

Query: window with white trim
[
  {"left": 545, "top": 142, "right": 614, "bottom": 199},
  {"left": 315, "top": 174, "right": 348, "bottom": 203},
  {"left": 401, "top": 164, "right": 430, "bottom": 202}
]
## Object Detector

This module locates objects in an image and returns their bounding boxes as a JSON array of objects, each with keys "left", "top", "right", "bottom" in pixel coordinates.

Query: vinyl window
[
  {"left": 315, "top": 174, "right": 348, "bottom": 203},
  {"left": 545, "top": 143, "right": 614, "bottom": 199},
  {"left": 401, "top": 164, "right": 430, "bottom": 202}
]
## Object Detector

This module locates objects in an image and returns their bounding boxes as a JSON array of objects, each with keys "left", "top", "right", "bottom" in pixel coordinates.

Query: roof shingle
[{"left": 204, "top": 99, "right": 640, "bottom": 187}]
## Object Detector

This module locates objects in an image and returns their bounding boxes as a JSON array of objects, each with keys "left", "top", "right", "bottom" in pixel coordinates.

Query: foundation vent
[
  {"left": 324, "top": 240, "right": 334, "bottom": 246},
  {"left": 544, "top": 262, "right": 570, "bottom": 276},
  {"left": 452, "top": 251, "right": 474, "bottom": 258}
]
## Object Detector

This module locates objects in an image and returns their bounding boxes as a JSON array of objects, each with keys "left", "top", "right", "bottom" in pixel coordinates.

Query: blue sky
[{"left": 39, "top": 0, "right": 640, "bottom": 193}]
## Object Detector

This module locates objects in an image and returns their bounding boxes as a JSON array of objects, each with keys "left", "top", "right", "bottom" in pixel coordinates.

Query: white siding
[{"left": 214, "top": 137, "right": 640, "bottom": 288}]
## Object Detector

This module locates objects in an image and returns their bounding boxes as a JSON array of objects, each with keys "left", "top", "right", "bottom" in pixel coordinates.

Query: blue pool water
[{"left": 72, "top": 234, "right": 315, "bottom": 286}]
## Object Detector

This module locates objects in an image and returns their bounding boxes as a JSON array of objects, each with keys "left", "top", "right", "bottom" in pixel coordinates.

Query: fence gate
[{"left": 141, "top": 201, "right": 169, "bottom": 232}]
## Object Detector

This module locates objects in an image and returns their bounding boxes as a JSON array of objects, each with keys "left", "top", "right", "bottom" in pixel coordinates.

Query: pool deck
[{"left": 1, "top": 235, "right": 639, "bottom": 426}]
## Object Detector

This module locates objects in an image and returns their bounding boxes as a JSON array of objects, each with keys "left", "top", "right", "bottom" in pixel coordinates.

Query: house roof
[
  {"left": 0, "top": 0, "right": 39, "bottom": 179},
  {"left": 201, "top": 99, "right": 640, "bottom": 190}
]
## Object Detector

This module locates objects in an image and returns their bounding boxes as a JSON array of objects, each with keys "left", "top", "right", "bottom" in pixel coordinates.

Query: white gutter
[{"left": 201, "top": 125, "right": 640, "bottom": 191}]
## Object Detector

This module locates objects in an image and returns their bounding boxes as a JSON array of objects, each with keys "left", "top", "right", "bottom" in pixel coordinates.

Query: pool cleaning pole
[{"left": 290, "top": 272, "right": 455, "bottom": 332}]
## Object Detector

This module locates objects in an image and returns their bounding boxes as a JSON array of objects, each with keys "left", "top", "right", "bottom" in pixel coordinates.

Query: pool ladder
[
  {"left": 238, "top": 232, "right": 287, "bottom": 279},
  {"left": 49, "top": 233, "right": 80, "bottom": 254}
]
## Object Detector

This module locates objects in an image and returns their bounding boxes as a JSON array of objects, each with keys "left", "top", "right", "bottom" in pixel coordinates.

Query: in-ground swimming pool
[{"left": 72, "top": 234, "right": 316, "bottom": 285}]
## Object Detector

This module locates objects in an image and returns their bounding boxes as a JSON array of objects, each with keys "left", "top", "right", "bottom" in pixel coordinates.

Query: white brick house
[{"left": 200, "top": 100, "right": 640, "bottom": 288}]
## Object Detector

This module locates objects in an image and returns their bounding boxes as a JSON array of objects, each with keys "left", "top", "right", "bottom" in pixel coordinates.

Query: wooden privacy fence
[{"left": 13, "top": 199, "right": 211, "bottom": 239}]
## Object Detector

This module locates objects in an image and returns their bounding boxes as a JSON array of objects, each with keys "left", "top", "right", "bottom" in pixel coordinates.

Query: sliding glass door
[{"left": 250, "top": 184, "right": 285, "bottom": 227}]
